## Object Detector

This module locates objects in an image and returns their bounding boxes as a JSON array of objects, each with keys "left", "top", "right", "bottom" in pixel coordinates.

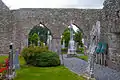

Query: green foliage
[
  {"left": 0, "top": 56, "right": 8, "bottom": 62},
  {"left": 61, "top": 48, "right": 68, "bottom": 52},
  {"left": 77, "top": 48, "right": 84, "bottom": 54},
  {"left": 29, "top": 25, "right": 51, "bottom": 45},
  {"left": 61, "top": 48, "right": 68, "bottom": 54},
  {"left": 29, "top": 33, "right": 39, "bottom": 46},
  {"left": 61, "top": 27, "right": 83, "bottom": 48},
  {"left": 21, "top": 46, "right": 60, "bottom": 67},
  {"left": 35, "top": 52, "right": 60, "bottom": 67},
  {"left": 74, "top": 31, "right": 83, "bottom": 47},
  {"left": 61, "top": 28, "right": 70, "bottom": 47},
  {"left": 40, "top": 41, "right": 45, "bottom": 47}
]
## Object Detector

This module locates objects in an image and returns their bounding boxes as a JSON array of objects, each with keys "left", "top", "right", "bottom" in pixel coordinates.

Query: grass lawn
[
  {"left": 77, "top": 55, "right": 88, "bottom": 61},
  {"left": 0, "top": 56, "right": 85, "bottom": 80},
  {"left": 0, "top": 56, "right": 8, "bottom": 62},
  {"left": 15, "top": 66, "right": 85, "bottom": 80}
]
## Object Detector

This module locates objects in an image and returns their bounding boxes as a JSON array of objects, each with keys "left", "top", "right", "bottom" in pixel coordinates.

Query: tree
[
  {"left": 29, "top": 33, "right": 39, "bottom": 46},
  {"left": 74, "top": 31, "right": 83, "bottom": 47},
  {"left": 61, "top": 28, "right": 75, "bottom": 47},
  {"left": 61, "top": 30, "right": 70, "bottom": 47},
  {"left": 28, "top": 25, "right": 51, "bottom": 45},
  {"left": 61, "top": 27, "right": 83, "bottom": 48}
]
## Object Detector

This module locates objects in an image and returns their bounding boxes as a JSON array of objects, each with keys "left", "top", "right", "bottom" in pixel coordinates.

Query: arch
[
  {"left": 28, "top": 22, "right": 52, "bottom": 45},
  {"left": 61, "top": 22, "right": 87, "bottom": 48},
  {"left": 13, "top": 8, "right": 101, "bottom": 53},
  {"left": 28, "top": 21, "right": 53, "bottom": 37}
]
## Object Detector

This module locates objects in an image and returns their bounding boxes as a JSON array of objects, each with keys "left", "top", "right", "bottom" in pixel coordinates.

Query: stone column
[
  {"left": 51, "top": 38, "right": 57, "bottom": 52},
  {"left": 51, "top": 37, "right": 61, "bottom": 54},
  {"left": 51, "top": 36, "right": 64, "bottom": 65}
]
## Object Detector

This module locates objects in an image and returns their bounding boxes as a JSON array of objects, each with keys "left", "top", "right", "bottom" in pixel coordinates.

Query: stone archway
[{"left": 0, "top": 5, "right": 102, "bottom": 54}]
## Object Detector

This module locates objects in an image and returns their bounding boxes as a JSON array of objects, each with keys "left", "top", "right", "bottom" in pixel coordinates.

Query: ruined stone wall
[
  {"left": 0, "top": 0, "right": 107, "bottom": 56},
  {"left": 103, "top": 0, "right": 120, "bottom": 71},
  {"left": 12, "top": 8, "right": 103, "bottom": 50},
  {"left": 0, "top": 0, "right": 9, "bottom": 11},
  {"left": 12, "top": 8, "right": 111, "bottom": 70},
  {"left": 0, "top": 0, "right": 18, "bottom": 54}
]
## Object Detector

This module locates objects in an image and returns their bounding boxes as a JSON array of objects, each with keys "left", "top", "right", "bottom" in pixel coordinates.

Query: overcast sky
[{"left": 2, "top": 0, "right": 105, "bottom": 10}]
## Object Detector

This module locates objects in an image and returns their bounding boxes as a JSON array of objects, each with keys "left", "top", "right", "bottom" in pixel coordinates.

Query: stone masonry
[
  {"left": 0, "top": 0, "right": 120, "bottom": 71},
  {"left": 103, "top": 0, "right": 120, "bottom": 71}
]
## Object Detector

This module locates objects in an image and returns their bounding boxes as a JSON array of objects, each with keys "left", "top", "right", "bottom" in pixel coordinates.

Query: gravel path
[{"left": 62, "top": 54, "right": 120, "bottom": 80}]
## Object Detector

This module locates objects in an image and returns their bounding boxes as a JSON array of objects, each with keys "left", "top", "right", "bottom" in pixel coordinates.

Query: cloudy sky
[{"left": 2, "top": 0, "right": 105, "bottom": 10}]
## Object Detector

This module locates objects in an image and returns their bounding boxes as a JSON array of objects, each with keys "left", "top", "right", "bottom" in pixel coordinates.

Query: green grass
[
  {"left": 77, "top": 48, "right": 84, "bottom": 54},
  {"left": 15, "top": 66, "right": 85, "bottom": 80},
  {"left": 77, "top": 55, "right": 88, "bottom": 61},
  {"left": 0, "top": 56, "right": 8, "bottom": 63},
  {"left": 0, "top": 56, "right": 85, "bottom": 80}
]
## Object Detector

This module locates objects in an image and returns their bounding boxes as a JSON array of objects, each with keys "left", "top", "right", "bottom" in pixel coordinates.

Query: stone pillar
[
  {"left": 51, "top": 39, "right": 57, "bottom": 52},
  {"left": 108, "top": 33, "right": 120, "bottom": 71},
  {"left": 51, "top": 37, "right": 61, "bottom": 54},
  {"left": 51, "top": 36, "right": 64, "bottom": 65}
]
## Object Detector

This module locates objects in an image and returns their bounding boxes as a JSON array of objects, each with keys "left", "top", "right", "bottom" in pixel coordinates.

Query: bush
[
  {"left": 21, "top": 46, "right": 60, "bottom": 67},
  {"left": 61, "top": 48, "right": 68, "bottom": 52},
  {"left": 35, "top": 52, "right": 60, "bottom": 67},
  {"left": 77, "top": 48, "right": 84, "bottom": 54}
]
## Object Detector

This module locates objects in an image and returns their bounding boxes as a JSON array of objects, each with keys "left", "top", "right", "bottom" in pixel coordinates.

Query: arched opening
[
  {"left": 61, "top": 23, "right": 86, "bottom": 56},
  {"left": 28, "top": 22, "right": 52, "bottom": 47}
]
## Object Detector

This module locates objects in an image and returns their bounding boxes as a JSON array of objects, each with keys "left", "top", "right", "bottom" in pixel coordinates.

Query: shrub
[
  {"left": 61, "top": 48, "right": 68, "bottom": 52},
  {"left": 21, "top": 46, "right": 60, "bottom": 67},
  {"left": 35, "top": 52, "right": 60, "bottom": 67},
  {"left": 77, "top": 48, "right": 84, "bottom": 54}
]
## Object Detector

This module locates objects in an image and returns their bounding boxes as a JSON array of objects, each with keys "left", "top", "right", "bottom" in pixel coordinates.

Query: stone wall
[
  {"left": 0, "top": 0, "right": 120, "bottom": 71},
  {"left": 103, "top": 0, "right": 120, "bottom": 71},
  {"left": 0, "top": 0, "right": 106, "bottom": 56},
  {"left": 12, "top": 8, "right": 102, "bottom": 50},
  {"left": 12, "top": 8, "right": 102, "bottom": 35},
  {"left": 0, "top": 0, "right": 16, "bottom": 54},
  {"left": 0, "top": 0, "right": 9, "bottom": 11}
]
